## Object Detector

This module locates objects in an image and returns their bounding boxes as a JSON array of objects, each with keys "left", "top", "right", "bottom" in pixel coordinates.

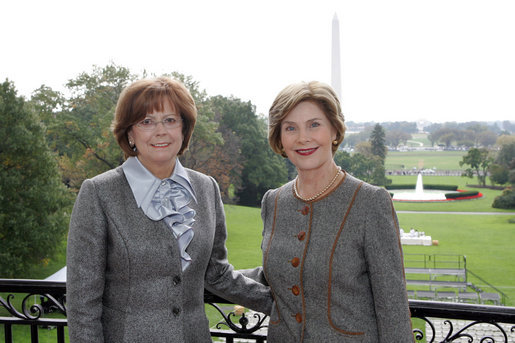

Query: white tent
[{"left": 45, "top": 266, "right": 66, "bottom": 281}]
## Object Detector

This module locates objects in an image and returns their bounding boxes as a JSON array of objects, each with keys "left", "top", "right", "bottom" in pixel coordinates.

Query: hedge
[
  {"left": 445, "top": 191, "right": 479, "bottom": 199},
  {"left": 386, "top": 184, "right": 458, "bottom": 191}
]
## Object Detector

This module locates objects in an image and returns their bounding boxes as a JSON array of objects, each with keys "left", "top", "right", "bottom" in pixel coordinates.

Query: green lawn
[
  {"left": 386, "top": 150, "right": 467, "bottom": 170},
  {"left": 224, "top": 204, "right": 264, "bottom": 269}
]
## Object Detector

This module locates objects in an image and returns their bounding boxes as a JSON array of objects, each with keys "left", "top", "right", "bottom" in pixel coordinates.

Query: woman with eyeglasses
[{"left": 66, "top": 77, "right": 272, "bottom": 343}]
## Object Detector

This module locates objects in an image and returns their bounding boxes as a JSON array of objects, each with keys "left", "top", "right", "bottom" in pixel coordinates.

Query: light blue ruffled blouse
[{"left": 122, "top": 157, "right": 196, "bottom": 271}]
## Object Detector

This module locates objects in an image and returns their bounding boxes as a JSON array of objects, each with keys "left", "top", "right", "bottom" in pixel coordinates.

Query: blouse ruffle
[{"left": 147, "top": 179, "right": 195, "bottom": 271}]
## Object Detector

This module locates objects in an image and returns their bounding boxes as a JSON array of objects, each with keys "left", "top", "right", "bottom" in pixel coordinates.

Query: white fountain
[{"left": 392, "top": 173, "right": 448, "bottom": 201}]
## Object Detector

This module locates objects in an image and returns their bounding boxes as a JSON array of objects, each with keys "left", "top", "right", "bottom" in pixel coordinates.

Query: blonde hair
[
  {"left": 112, "top": 77, "right": 197, "bottom": 159},
  {"left": 268, "top": 81, "right": 346, "bottom": 157}
]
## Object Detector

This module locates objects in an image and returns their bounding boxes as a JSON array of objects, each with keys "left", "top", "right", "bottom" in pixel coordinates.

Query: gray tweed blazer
[
  {"left": 246, "top": 172, "right": 414, "bottom": 343},
  {"left": 66, "top": 166, "right": 272, "bottom": 343}
]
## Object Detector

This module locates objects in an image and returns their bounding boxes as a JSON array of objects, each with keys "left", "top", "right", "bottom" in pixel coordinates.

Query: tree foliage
[
  {"left": 209, "top": 95, "right": 287, "bottom": 205},
  {"left": 496, "top": 142, "right": 515, "bottom": 167},
  {"left": 489, "top": 164, "right": 509, "bottom": 185},
  {"left": 459, "top": 148, "right": 493, "bottom": 186},
  {"left": 0, "top": 80, "right": 72, "bottom": 277},
  {"left": 381, "top": 121, "right": 418, "bottom": 134},
  {"left": 426, "top": 123, "right": 499, "bottom": 148},
  {"left": 342, "top": 130, "right": 369, "bottom": 148},
  {"left": 370, "top": 124, "right": 387, "bottom": 162},
  {"left": 385, "top": 130, "right": 412, "bottom": 148},
  {"left": 32, "top": 64, "right": 136, "bottom": 191},
  {"left": 491, "top": 139, "right": 515, "bottom": 206},
  {"left": 334, "top": 151, "right": 390, "bottom": 186}
]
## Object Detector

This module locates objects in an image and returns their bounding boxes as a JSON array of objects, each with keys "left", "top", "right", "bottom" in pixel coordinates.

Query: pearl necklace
[{"left": 293, "top": 166, "right": 342, "bottom": 202}]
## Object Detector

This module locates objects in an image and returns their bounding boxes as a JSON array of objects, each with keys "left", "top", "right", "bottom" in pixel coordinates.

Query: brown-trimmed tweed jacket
[
  {"left": 66, "top": 166, "right": 272, "bottom": 343},
  {"left": 248, "top": 172, "right": 414, "bottom": 342}
]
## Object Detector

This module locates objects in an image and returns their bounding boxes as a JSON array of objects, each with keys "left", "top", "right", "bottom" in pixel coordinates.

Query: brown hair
[
  {"left": 112, "top": 76, "right": 197, "bottom": 159},
  {"left": 268, "top": 81, "right": 346, "bottom": 157}
]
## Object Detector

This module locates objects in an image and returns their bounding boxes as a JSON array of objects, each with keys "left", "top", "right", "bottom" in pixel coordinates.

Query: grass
[
  {"left": 224, "top": 204, "right": 264, "bottom": 269},
  {"left": 386, "top": 150, "right": 467, "bottom": 170}
]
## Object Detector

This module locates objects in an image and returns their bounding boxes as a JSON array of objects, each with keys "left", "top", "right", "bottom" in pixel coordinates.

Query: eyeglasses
[{"left": 135, "top": 116, "right": 182, "bottom": 131}]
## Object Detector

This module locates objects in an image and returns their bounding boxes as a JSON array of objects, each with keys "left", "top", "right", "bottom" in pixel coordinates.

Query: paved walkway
[{"left": 398, "top": 211, "right": 515, "bottom": 215}]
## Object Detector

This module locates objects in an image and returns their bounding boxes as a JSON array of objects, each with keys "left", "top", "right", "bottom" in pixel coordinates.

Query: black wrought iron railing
[{"left": 1, "top": 278, "right": 515, "bottom": 343}]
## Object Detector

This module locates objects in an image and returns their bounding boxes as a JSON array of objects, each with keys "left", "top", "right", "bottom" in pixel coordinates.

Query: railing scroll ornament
[{"left": 204, "top": 290, "right": 267, "bottom": 334}]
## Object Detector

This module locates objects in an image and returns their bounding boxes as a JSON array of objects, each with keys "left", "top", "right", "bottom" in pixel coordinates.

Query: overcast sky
[{"left": 1, "top": 0, "right": 514, "bottom": 123}]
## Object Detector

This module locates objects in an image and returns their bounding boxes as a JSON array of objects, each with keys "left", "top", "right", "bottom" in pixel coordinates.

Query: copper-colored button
[
  {"left": 295, "top": 313, "right": 302, "bottom": 323},
  {"left": 291, "top": 285, "right": 300, "bottom": 296},
  {"left": 297, "top": 231, "right": 306, "bottom": 241},
  {"left": 290, "top": 257, "right": 300, "bottom": 267},
  {"left": 301, "top": 206, "right": 309, "bottom": 215}
]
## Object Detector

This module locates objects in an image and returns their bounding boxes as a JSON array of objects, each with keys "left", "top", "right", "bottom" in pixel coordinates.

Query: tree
[
  {"left": 370, "top": 124, "right": 387, "bottom": 162},
  {"left": 43, "top": 64, "right": 135, "bottom": 190},
  {"left": 334, "top": 151, "right": 390, "bottom": 186},
  {"left": 496, "top": 134, "right": 515, "bottom": 147},
  {"left": 381, "top": 121, "right": 418, "bottom": 134},
  {"left": 477, "top": 130, "right": 498, "bottom": 148},
  {"left": 181, "top": 93, "right": 237, "bottom": 202},
  {"left": 459, "top": 148, "right": 493, "bottom": 186},
  {"left": 427, "top": 132, "right": 438, "bottom": 147},
  {"left": 490, "top": 140, "right": 515, "bottom": 206},
  {"left": 429, "top": 127, "right": 460, "bottom": 148},
  {"left": 496, "top": 142, "right": 515, "bottom": 167},
  {"left": 501, "top": 120, "right": 515, "bottom": 134},
  {"left": 489, "top": 164, "right": 509, "bottom": 186},
  {"left": 0, "top": 80, "right": 72, "bottom": 277},
  {"left": 465, "top": 123, "right": 488, "bottom": 147},
  {"left": 173, "top": 75, "right": 229, "bottom": 198},
  {"left": 342, "top": 130, "right": 369, "bottom": 148},
  {"left": 385, "top": 130, "right": 412, "bottom": 149},
  {"left": 354, "top": 141, "right": 373, "bottom": 158},
  {"left": 29, "top": 85, "right": 65, "bottom": 127},
  {"left": 210, "top": 95, "right": 287, "bottom": 206}
]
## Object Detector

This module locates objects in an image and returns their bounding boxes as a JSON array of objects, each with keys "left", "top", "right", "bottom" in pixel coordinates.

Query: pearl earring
[{"left": 128, "top": 137, "right": 137, "bottom": 151}]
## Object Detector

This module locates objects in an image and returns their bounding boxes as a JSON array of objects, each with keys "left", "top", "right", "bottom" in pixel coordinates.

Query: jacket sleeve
[
  {"left": 364, "top": 187, "right": 414, "bottom": 342},
  {"left": 203, "top": 177, "right": 273, "bottom": 315},
  {"left": 66, "top": 179, "right": 107, "bottom": 343}
]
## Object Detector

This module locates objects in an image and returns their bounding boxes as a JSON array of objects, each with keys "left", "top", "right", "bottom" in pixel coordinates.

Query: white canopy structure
[{"left": 45, "top": 266, "right": 66, "bottom": 281}]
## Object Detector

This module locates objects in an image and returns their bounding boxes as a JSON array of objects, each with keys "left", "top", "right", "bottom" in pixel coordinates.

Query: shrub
[
  {"left": 385, "top": 184, "right": 415, "bottom": 190},
  {"left": 492, "top": 189, "right": 515, "bottom": 209},
  {"left": 424, "top": 184, "right": 458, "bottom": 191}
]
